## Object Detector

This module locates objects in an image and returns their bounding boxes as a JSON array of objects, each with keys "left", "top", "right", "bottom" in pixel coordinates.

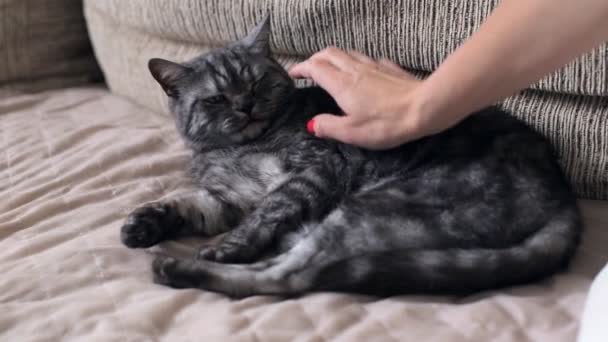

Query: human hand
[{"left": 289, "top": 48, "right": 443, "bottom": 149}]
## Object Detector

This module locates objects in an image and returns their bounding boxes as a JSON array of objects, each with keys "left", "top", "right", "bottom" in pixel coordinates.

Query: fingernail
[{"left": 307, "top": 119, "right": 316, "bottom": 134}]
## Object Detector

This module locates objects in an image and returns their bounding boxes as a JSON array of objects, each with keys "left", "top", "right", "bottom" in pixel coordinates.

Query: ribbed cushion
[
  {"left": 502, "top": 91, "right": 607, "bottom": 199},
  {"left": 85, "top": 0, "right": 607, "bottom": 96},
  {"left": 84, "top": 0, "right": 608, "bottom": 199},
  {"left": 0, "top": 0, "right": 100, "bottom": 91}
]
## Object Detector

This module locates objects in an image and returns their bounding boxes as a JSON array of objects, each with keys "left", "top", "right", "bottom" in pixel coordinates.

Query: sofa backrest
[{"left": 0, "top": 0, "right": 101, "bottom": 93}]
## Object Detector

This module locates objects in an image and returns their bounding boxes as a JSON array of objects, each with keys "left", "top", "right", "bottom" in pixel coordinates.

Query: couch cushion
[
  {"left": 502, "top": 91, "right": 608, "bottom": 199},
  {"left": 83, "top": 0, "right": 608, "bottom": 199},
  {"left": 1, "top": 87, "right": 607, "bottom": 341},
  {"left": 0, "top": 0, "right": 101, "bottom": 92},
  {"left": 85, "top": 0, "right": 607, "bottom": 97}
]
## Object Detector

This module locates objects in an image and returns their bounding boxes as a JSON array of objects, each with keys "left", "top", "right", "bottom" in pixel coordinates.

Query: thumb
[{"left": 310, "top": 113, "right": 354, "bottom": 143}]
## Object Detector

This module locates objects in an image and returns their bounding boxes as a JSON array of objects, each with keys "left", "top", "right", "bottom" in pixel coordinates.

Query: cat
[{"left": 120, "top": 16, "right": 582, "bottom": 297}]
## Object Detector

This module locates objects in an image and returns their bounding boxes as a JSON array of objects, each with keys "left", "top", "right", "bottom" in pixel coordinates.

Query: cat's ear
[
  {"left": 241, "top": 15, "right": 271, "bottom": 56},
  {"left": 148, "top": 58, "right": 191, "bottom": 97}
]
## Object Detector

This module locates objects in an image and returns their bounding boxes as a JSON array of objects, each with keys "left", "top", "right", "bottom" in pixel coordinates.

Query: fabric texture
[
  {"left": 0, "top": 0, "right": 101, "bottom": 92},
  {"left": 83, "top": 0, "right": 608, "bottom": 200},
  {"left": 84, "top": 0, "right": 608, "bottom": 96},
  {"left": 2, "top": 87, "right": 608, "bottom": 341},
  {"left": 577, "top": 262, "right": 608, "bottom": 342}
]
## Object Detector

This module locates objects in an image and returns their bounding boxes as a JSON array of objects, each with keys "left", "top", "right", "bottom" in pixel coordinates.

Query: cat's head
[{"left": 148, "top": 16, "right": 295, "bottom": 150}]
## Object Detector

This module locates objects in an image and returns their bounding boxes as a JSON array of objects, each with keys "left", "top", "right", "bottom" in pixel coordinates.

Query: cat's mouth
[
  {"left": 225, "top": 113, "right": 271, "bottom": 139},
  {"left": 240, "top": 118, "right": 271, "bottom": 138},
  {"left": 250, "top": 109, "right": 275, "bottom": 121}
]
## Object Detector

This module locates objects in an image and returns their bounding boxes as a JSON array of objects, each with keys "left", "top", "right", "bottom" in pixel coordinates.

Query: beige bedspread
[{"left": 1, "top": 87, "right": 607, "bottom": 342}]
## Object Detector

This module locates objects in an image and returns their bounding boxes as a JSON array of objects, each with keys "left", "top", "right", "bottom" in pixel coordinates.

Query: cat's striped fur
[{"left": 121, "top": 17, "right": 581, "bottom": 297}]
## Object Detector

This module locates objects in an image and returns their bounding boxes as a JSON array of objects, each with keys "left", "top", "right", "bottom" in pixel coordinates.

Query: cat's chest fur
[
  {"left": 190, "top": 127, "right": 341, "bottom": 207},
  {"left": 188, "top": 86, "right": 373, "bottom": 208}
]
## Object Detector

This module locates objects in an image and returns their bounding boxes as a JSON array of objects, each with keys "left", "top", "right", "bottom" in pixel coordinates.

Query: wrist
[
  {"left": 397, "top": 82, "right": 444, "bottom": 141},
  {"left": 407, "top": 76, "right": 478, "bottom": 138}
]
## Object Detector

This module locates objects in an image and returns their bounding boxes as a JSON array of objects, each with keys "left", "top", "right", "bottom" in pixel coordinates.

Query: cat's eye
[
  {"left": 252, "top": 79, "right": 262, "bottom": 91},
  {"left": 252, "top": 74, "right": 268, "bottom": 89},
  {"left": 203, "top": 95, "right": 227, "bottom": 105}
]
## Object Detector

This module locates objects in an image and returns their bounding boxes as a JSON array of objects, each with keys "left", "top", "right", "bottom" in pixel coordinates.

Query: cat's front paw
[{"left": 121, "top": 203, "right": 170, "bottom": 248}]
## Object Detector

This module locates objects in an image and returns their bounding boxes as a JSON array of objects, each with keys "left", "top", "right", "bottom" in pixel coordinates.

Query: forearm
[{"left": 412, "top": 0, "right": 608, "bottom": 129}]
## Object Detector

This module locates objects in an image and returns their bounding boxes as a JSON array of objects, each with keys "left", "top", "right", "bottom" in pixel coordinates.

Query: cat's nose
[{"left": 234, "top": 98, "right": 254, "bottom": 113}]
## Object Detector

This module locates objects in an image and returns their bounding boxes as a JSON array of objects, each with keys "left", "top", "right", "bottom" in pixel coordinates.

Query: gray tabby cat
[{"left": 121, "top": 17, "right": 582, "bottom": 297}]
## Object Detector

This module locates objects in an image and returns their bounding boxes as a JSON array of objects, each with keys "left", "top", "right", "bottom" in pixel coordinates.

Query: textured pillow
[
  {"left": 83, "top": 0, "right": 608, "bottom": 199},
  {"left": 84, "top": 0, "right": 608, "bottom": 97},
  {"left": 0, "top": 0, "right": 101, "bottom": 92}
]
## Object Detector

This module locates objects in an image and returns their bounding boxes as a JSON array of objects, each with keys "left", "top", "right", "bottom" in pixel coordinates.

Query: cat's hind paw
[
  {"left": 152, "top": 256, "right": 185, "bottom": 287},
  {"left": 152, "top": 256, "right": 178, "bottom": 286},
  {"left": 197, "top": 242, "right": 257, "bottom": 263},
  {"left": 152, "top": 256, "right": 202, "bottom": 289}
]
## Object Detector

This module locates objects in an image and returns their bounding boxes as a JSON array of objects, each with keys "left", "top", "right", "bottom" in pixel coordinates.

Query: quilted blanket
[{"left": 1, "top": 87, "right": 607, "bottom": 341}]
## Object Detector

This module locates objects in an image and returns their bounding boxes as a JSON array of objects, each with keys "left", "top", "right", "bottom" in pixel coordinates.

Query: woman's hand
[
  {"left": 290, "top": 0, "right": 608, "bottom": 150},
  {"left": 289, "top": 48, "right": 448, "bottom": 149}
]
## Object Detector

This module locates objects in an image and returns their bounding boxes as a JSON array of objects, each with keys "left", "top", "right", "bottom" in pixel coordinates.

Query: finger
[
  {"left": 289, "top": 58, "right": 349, "bottom": 96},
  {"left": 288, "top": 56, "right": 340, "bottom": 79},
  {"left": 311, "top": 113, "right": 356, "bottom": 143},
  {"left": 349, "top": 52, "right": 407, "bottom": 77},
  {"left": 347, "top": 50, "right": 376, "bottom": 66},
  {"left": 290, "top": 46, "right": 359, "bottom": 80},
  {"left": 378, "top": 59, "right": 417, "bottom": 79},
  {"left": 290, "top": 47, "right": 356, "bottom": 78},
  {"left": 313, "top": 47, "right": 360, "bottom": 71},
  {"left": 347, "top": 52, "right": 413, "bottom": 84},
  {"left": 288, "top": 61, "right": 312, "bottom": 79}
]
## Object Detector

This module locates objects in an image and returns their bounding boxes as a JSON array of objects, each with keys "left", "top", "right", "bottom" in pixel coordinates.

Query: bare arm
[
  {"left": 289, "top": 0, "right": 608, "bottom": 149},
  {"left": 414, "top": 0, "right": 608, "bottom": 134}
]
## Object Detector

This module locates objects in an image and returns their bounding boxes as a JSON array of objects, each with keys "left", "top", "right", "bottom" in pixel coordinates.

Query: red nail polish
[{"left": 307, "top": 119, "right": 316, "bottom": 134}]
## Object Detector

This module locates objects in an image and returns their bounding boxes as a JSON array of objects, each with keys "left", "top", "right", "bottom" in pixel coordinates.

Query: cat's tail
[{"left": 313, "top": 208, "right": 582, "bottom": 296}]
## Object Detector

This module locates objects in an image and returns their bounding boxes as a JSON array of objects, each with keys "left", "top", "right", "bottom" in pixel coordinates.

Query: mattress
[{"left": 1, "top": 87, "right": 607, "bottom": 342}]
